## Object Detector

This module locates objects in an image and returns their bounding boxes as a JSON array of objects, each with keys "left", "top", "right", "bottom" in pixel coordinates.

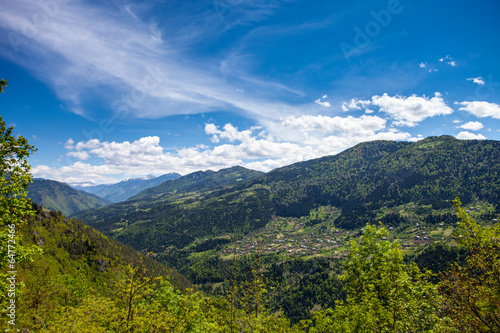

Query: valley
[{"left": 18, "top": 135, "right": 500, "bottom": 329}]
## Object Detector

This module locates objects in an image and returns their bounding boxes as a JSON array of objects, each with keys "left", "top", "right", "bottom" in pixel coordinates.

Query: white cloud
[
  {"left": 64, "top": 138, "right": 75, "bottom": 150},
  {"left": 67, "top": 151, "right": 91, "bottom": 160},
  {"left": 315, "top": 99, "right": 332, "bottom": 108},
  {"left": 352, "top": 93, "right": 453, "bottom": 127},
  {"left": 419, "top": 63, "right": 426, "bottom": 68},
  {"left": 456, "top": 101, "right": 500, "bottom": 119},
  {"left": 205, "top": 123, "right": 254, "bottom": 143},
  {"left": 32, "top": 119, "right": 418, "bottom": 184},
  {"left": 458, "top": 121, "right": 484, "bottom": 131},
  {"left": 314, "top": 95, "right": 332, "bottom": 108},
  {"left": 438, "top": 55, "right": 456, "bottom": 67},
  {"left": 282, "top": 114, "right": 386, "bottom": 134},
  {"left": 456, "top": 131, "right": 486, "bottom": 140},
  {"left": 341, "top": 98, "right": 370, "bottom": 112},
  {"left": 439, "top": 55, "right": 451, "bottom": 62},
  {"left": 467, "top": 77, "right": 485, "bottom": 85}
]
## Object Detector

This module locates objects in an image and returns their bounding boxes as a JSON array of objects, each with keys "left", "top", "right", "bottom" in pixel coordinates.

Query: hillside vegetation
[
  {"left": 28, "top": 178, "right": 112, "bottom": 215},
  {"left": 76, "top": 136, "right": 500, "bottom": 251},
  {"left": 3, "top": 127, "right": 500, "bottom": 331}
]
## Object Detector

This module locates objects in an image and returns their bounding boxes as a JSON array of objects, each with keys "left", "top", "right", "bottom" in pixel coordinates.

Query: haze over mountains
[
  {"left": 27, "top": 178, "right": 112, "bottom": 216},
  {"left": 28, "top": 173, "right": 181, "bottom": 215},
  {"left": 72, "top": 172, "right": 181, "bottom": 202}
]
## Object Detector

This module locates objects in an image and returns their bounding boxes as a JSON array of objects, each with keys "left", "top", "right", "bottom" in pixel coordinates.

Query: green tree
[
  {"left": 1, "top": 83, "right": 42, "bottom": 328},
  {"left": 0, "top": 79, "right": 6, "bottom": 93},
  {"left": 439, "top": 198, "right": 500, "bottom": 332},
  {"left": 303, "top": 224, "right": 447, "bottom": 332}
]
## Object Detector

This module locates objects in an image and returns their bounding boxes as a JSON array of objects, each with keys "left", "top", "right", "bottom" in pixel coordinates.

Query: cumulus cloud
[
  {"left": 343, "top": 93, "right": 453, "bottom": 127},
  {"left": 67, "top": 151, "right": 91, "bottom": 160},
  {"left": 458, "top": 121, "right": 484, "bottom": 131},
  {"left": 419, "top": 63, "right": 427, "bottom": 68},
  {"left": 456, "top": 131, "right": 486, "bottom": 140},
  {"left": 205, "top": 123, "right": 256, "bottom": 143},
  {"left": 372, "top": 93, "right": 453, "bottom": 126},
  {"left": 456, "top": 101, "right": 500, "bottom": 119},
  {"left": 32, "top": 118, "right": 418, "bottom": 184},
  {"left": 467, "top": 77, "right": 486, "bottom": 85}
]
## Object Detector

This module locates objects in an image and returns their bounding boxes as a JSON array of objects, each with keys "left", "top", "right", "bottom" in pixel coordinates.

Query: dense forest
[{"left": 3, "top": 198, "right": 500, "bottom": 332}]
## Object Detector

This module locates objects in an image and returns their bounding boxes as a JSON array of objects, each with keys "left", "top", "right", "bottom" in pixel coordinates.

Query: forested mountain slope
[
  {"left": 256, "top": 135, "right": 500, "bottom": 228},
  {"left": 129, "top": 165, "right": 264, "bottom": 201},
  {"left": 28, "top": 178, "right": 112, "bottom": 215},
  {"left": 14, "top": 204, "right": 191, "bottom": 330},
  {"left": 75, "top": 165, "right": 267, "bottom": 250},
  {"left": 76, "top": 136, "right": 500, "bottom": 255}
]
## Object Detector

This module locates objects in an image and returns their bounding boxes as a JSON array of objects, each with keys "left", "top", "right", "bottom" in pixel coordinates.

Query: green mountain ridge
[
  {"left": 75, "top": 136, "right": 500, "bottom": 255},
  {"left": 128, "top": 165, "right": 264, "bottom": 201},
  {"left": 28, "top": 178, "right": 112, "bottom": 216}
]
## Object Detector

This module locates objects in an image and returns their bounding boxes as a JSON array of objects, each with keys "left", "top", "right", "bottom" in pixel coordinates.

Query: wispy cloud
[
  {"left": 0, "top": 0, "right": 301, "bottom": 123},
  {"left": 314, "top": 95, "right": 332, "bottom": 108},
  {"left": 467, "top": 77, "right": 486, "bottom": 85}
]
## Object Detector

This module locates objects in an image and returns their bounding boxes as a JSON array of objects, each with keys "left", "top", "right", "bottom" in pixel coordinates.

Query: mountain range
[
  {"left": 72, "top": 172, "right": 181, "bottom": 202},
  {"left": 74, "top": 136, "right": 500, "bottom": 254},
  {"left": 25, "top": 135, "right": 500, "bottom": 324}
]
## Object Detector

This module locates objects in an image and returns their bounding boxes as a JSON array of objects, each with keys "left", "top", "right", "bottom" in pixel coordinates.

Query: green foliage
[
  {"left": 264, "top": 258, "right": 345, "bottom": 324},
  {"left": 439, "top": 198, "right": 500, "bottom": 332},
  {"left": 0, "top": 114, "right": 43, "bottom": 327},
  {"left": 0, "top": 116, "right": 37, "bottom": 226},
  {"left": 303, "top": 224, "right": 447, "bottom": 332},
  {"left": 0, "top": 79, "right": 6, "bottom": 93},
  {"left": 408, "top": 243, "right": 469, "bottom": 282}
]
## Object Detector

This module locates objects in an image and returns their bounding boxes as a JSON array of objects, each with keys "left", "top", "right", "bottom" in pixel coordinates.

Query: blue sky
[{"left": 1, "top": 0, "right": 499, "bottom": 185}]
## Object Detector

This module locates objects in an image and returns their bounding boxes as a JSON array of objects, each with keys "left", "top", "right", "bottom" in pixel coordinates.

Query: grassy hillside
[{"left": 28, "top": 178, "right": 112, "bottom": 215}]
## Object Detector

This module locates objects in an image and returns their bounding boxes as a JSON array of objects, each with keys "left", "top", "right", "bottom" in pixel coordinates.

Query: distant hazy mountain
[
  {"left": 129, "top": 166, "right": 264, "bottom": 201},
  {"left": 28, "top": 178, "right": 112, "bottom": 216},
  {"left": 73, "top": 173, "right": 181, "bottom": 203}
]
